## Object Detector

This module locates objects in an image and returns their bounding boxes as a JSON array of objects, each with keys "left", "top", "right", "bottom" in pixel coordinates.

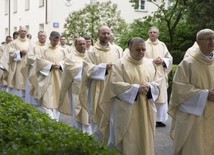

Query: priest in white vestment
[
  {"left": 59, "top": 37, "right": 91, "bottom": 134},
  {"left": 79, "top": 26, "right": 123, "bottom": 138},
  {"left": 4, "top": 26, "right": 32, "bottom": 99},
  {"left": 99, "top": 37, "right": 162, "bottom": 155},
  {"left": 32, "top": 31, "right": 68, "bottom": 121},
  {"left": 169, "top": 29, "right": 214, "bottom": 155},
  {"left": 145, "top": 26, "right": 173, "bottom": 127},
  {"left": 25, "top": 31, "right": 47, "bottom": 107}
]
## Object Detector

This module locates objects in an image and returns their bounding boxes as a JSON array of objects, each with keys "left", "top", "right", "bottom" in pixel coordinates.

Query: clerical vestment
[
  {"left": 100, "top": 53, "right": 161, "bottom": 155},
  {"left": 59, "top": 50, "right": 89, "bottom": 127},
  {"left": 6, "top": 37, "right": 32, "bottom": 90},
  {"left": 34, "top": 44, "right": 67, "bottom": 110},
  {"left": 145, "top": 38, "right": 173, "bottom": 104},
  {"left": 27, "top": 41, "right": 47, "bottom": 99},
  {"left": 79, "top": 41, "right": 123, "bottom": 135},
  {"left": 24, "top": 41, "right": 47, "bottom": 105},
  {"left": 169, "top": 47, "right": 214, "bottom": 155}
]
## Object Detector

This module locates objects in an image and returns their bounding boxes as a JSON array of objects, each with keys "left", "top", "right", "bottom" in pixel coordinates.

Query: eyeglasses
[
  {"left": 149, "top": 31, "right": 158, "bottom": 34},
  {"left": 198, "top": 37, "right": 214, "bottom": 41}
]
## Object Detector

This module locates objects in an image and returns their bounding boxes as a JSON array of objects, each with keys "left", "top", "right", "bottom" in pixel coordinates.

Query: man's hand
[
  {"left": 20, "top": 50, "right": 27, "bottom": 56},
  {"left": 138, "top": 83, "right": 150, "bottom": 95},
  {"left": 52, "top": 62, "right": 60, "bottom": 69},
  {"left": 153, "top": 57, "right": 163, "bottom": 65},
  {"left": 208, "top": 89, "right": 214, "bottom": 102},
  {"left": 106, "top": 62, "right": 113, "bottom": 70}
]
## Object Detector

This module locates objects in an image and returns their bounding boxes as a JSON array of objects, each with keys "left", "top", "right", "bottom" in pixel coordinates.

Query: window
[
  {"left": 39, "top": 23, "right": 44, "bottom": 31},
  {"left": 5, "top": 0, "right": 9, "bottom": 15},
  {"left": 25, "top": 25, "right": 29, "bottom": 32},
  {"left": 14, "top": 27, "right": 18, "bottom": 33},
  {"left": 25, "top": 0, "right": 30, "bottom": 11},
  {"left": 13, "top": 0, "right": 17, "bottom": 13},
  {"left": 5, "top": 28, "right": 9, "bottom": 36},
  {"left": 39, "top": 0, "right": 44, "bottom": 7},
  {"left": 134, "top": 0, "right": 146, "bottom": 10}
]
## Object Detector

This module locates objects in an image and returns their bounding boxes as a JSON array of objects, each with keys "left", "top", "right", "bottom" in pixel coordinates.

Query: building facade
[{"left": 0, "top": 0, "right": 168, "bottom": 43}]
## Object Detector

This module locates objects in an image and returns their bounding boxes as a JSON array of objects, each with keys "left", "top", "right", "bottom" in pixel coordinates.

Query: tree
[
  {"left": 63, "top": 1, "right": 127, "bottom": 44},
  {"left": 130, "top": 0, "right": 187, "bottom": 50},
  {"left": 127, "top": 0, "right": 214, "bottom": 64},
  {"left": 185, "top": 0, "right": 214, "bottom": 31}
]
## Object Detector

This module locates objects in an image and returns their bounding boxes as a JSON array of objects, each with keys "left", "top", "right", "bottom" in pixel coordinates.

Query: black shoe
[{"left": 156, "top": 122, "right": 166, "bottom": 127}]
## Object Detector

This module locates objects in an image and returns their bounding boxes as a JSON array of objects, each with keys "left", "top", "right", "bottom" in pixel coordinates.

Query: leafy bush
[
  {"left": 0, "top": 91, "right": 118, "bottom": 155},
  {"left": 168, "top": 64, "right": 177, "bottom": 100}
]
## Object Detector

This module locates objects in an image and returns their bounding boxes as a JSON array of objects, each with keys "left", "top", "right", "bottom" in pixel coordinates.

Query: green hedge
[
  {"left": 0, "top": 91, "right": 118, "bottom": 155},
  {"left": 168, "top": 64, "right": 177, "bottom": 100}
]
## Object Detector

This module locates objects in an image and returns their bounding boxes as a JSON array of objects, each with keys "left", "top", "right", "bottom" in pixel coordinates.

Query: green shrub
[
  {"left": 0, "top": 91, "right": 118, "bottom": 155},
  {"left": 168, "top": 64, "right": 177, "bottom": 100}
]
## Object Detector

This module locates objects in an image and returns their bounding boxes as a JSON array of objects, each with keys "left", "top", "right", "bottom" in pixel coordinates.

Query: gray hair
[
  {"left": 196, "top": 28, "right": 214, "bottom": 41},
  {"left": 128, "top": 37, "right": 145, "bottom": 49}
]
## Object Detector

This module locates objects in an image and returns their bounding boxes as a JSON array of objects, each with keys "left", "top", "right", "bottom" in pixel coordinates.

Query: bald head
[
  {"left": 98, "top": 26, "right": 111, "bottom": 34},
  {"left": 98, "top": 26, "right": 111, "bottom": 46},
  {"left": 75, "top": 37, "right": 86, "bottom": 53},
  {"left": 196, "top": 29, "right": 214, "bottom": 41},
  {"left": 196, "top": 28, "right": 214, "bottom": 55},
  {"left": 19, "top": 26, "right": 27, "bottom": 39}
]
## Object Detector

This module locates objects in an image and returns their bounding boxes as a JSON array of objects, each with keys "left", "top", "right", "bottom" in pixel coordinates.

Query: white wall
[{"left": 0, "top": 0, "right": 165, "bottom": 43}]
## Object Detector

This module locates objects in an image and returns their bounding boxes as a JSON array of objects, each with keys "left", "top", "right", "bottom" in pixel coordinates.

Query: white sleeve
[
  {"left": 58, "top": 61, "right": 64, "bottom": 71},
  {"left": 0, "top": 63, "right": 4, "bottom": 69},
  {"left": 13, "top": 51, "right": 22, "bottom": 61},
  {"left": 179, "top": 89, "right": 208, "bottom": 116},
  {"left": 162, "top": 58, "right": 171, "bottom": 68},
  {"left": 148, "top": 83, "right": 160, "bottom": 101},
  {"left": 39, "top": 64, "right": 52, "bottom": 76},
  {"left": 74, "top": 69, "right": 82, "bottom": 82},
  {"left": 117, "top": 84, "right": 139, "bottom": 105},
  {"left": 90, "top": 63, "right": 107, "bottom": 80}
]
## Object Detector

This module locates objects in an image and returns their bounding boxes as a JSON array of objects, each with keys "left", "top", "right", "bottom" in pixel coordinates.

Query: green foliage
[
  {"left": 63, "top": 1, "right": 127, "bottom": 44},
  {"left": 168, "top": 64, "right": 177, "bottom": 99},
  {"left": 117, "top": 18, "right": 153, "bottom": 50},
  {"left": 0, "top": 91, "right": 118, "bottom": 155},
  {"left": 185, "top": 0, "right": 214, "bottom": 30}
]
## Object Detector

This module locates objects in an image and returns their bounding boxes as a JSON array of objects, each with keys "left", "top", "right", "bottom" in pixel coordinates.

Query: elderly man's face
[
  {"left": 130, "top": 42, "right": 146, "bottom": 61},
  {"left": 148, "top": 28, "right": 159, "bottom": 42},
  {"left": 99, "top": 28, "right": 111, "bottom": 45},
  {"left": 197, "top": 32, "right": 214, "bottom": 55},
  {"left": 38, "top": 32, "right": 47, "bottom": 44},
  {"left": 75, "top": 38, "right": 86, "bottom": 53},
  {"left": 19, "top": 27, "right": 27, "bottom": 39},
  {"left": 85, "top": 39, "right": 92, "bottom": 49}
]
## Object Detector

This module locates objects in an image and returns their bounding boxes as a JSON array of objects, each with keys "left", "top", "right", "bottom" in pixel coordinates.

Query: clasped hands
[
  {"left": 20, "top": 50, "right": 27, "bottom": 56},
  {"left": 153, "top": 57, "right": 163, "bottom": 65},
  {"left": 106, "top": 62, "right": 113, "bottom": 70},
  {"left": 138, "top": 83, "right": 150, "bottom": 95},
  {"left": 208, "top": 89, "right": 214, "bottom": 102},
  {"left": 52, "top": 62, "right": 61, "bottom": 69}
]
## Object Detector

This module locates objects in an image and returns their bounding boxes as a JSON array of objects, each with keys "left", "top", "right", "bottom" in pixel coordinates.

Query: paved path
[
  {"left": 59, "top": 113, "right": 174, "bottom": 155},
  {"left": 154, "top": 117, "right": 173, "bottom": 155}
]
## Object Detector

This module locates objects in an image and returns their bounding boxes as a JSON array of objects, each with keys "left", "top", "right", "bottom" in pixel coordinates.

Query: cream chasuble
[
  {"left": 79, "top": 41, "right": 123, "bottom": 135},
  {"left": 6, "top": 37, "right": 32, "bottom": 90},
  {"left": 59, "top": 50, "right": 90, "bottom": 132},
  {"left": 145, "top": 38, "right": 173, "bottom": 104},
  {"left": 27, "top": 42, "right": 47, "bottom": 99},
  {"left": 24, "top": 42, "right": 47, "bottom": 105},
  {"left": 35, "top": 44, "right": 68, "bottom": 110},
  {"left": 169, "top": 47, "right": 214, "bottom": 155},
  {"left": 0, "top": 44, "right": 8, "bottom": 85},
  {"left": 99, "top": 53, "right": 161, "bottom": 155}
]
